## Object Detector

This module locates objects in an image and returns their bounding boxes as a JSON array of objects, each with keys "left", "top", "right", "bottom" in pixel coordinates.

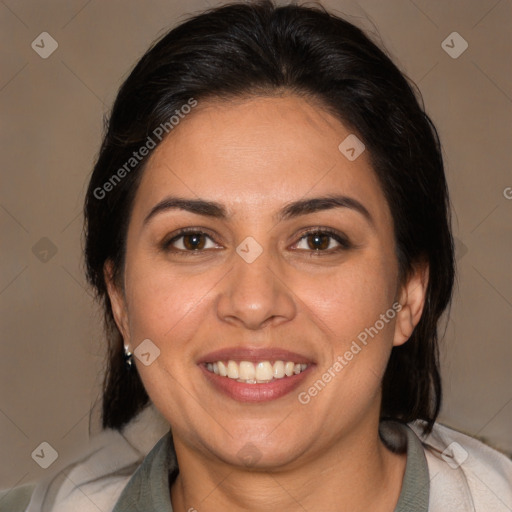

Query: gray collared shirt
[{"left": 112, "top": 421, "right": 429, "bottom": 511}]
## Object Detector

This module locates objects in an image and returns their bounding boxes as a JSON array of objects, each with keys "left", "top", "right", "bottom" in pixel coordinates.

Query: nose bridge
[{"left": 216, "top": 239, "right": 296, "bottom": 329}]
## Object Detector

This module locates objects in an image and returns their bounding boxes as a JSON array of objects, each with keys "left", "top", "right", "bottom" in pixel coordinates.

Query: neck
[{"left": 170, "top": 414, "right": 406, "bottom": 512}]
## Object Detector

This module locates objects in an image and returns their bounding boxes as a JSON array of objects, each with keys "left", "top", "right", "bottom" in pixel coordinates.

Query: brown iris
[
  {"left": 306, "top": 232, "right": 330, "bottom": 250},
  {"left": 182, "top": 233, "right": 207, "bottom": 250}
]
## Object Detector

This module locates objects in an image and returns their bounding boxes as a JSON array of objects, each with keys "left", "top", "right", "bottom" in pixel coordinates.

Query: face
[{"left": 107, "top": 95, "right": 427, "bottom": 469}]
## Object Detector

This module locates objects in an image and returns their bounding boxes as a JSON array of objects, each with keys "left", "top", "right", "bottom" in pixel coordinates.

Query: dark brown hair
[{"left": 84, "top": 0, "right": 455, "bottom": 434}]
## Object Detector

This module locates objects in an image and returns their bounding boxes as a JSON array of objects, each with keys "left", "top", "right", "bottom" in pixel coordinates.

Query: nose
[{"left": 215, "top": 246, "right": 297, "bottom": 330}]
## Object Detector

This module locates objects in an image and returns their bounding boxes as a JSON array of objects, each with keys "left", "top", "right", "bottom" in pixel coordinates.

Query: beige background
[{"left": 1, "top": 0, "right": 511, "bottom": 490}]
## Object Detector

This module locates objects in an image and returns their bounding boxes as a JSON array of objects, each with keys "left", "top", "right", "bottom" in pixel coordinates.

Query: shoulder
[
  {"left": 409, "top": 421, "right": 512, "bottom": 511},
  {"left": 14, "top": 405, "right": 169, "bottom": 512},
  {"left": 20, "top": 428, "right": 139, "bottom": 512},
  {"left": 0, "top": 484, "right": 36, "bottom": 512}
]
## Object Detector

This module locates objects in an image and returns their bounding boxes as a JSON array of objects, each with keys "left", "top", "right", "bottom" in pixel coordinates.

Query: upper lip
[{"left": 197, "top": 347, "right": 314, "bottom": 364}]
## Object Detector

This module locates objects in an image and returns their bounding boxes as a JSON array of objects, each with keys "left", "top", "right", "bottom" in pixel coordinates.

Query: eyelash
[{"left": 161, "top": 227, "right": 352, "bottom": 257}]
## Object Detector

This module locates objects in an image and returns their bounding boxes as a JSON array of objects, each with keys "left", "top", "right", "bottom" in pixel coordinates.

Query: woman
[{"left": 4, "top": 1, "right": 511, "bottom": 511}]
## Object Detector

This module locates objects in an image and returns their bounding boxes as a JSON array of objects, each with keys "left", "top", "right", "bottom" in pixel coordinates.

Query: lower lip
[{"left": 200, "top": 364, "right": 313, "bottom": 402}]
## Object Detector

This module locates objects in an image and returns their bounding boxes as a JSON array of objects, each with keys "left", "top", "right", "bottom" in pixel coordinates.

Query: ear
[
  {"left": 104, "top": 260, "right": 130, "bottom": 345},
  {"left": 393, "top": 261, "right": 429, "bottom": 347}
]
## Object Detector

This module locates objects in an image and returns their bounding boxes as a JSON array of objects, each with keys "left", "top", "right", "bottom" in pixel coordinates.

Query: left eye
[{"left": 293, "top": 230, "right": 349, "bottom": 252}]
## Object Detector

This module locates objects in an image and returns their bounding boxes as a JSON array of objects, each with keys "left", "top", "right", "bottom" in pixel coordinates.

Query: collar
[{"left": 112, "top": 421, "right": 429, "bottom": 511}]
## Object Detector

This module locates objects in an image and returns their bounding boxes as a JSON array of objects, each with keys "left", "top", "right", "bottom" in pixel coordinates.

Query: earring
[{"left": 124, "top": 344, "right": 133, "bottom": 369}]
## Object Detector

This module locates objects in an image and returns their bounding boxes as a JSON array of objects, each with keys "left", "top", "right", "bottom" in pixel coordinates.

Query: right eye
[{"left": 162, "top": 229, "right": 221, "bottom": 253}]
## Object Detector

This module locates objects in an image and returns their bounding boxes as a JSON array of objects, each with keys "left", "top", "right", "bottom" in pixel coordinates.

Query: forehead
[{"left": 133, "top": 95, "right": 390, "bottom": 224}]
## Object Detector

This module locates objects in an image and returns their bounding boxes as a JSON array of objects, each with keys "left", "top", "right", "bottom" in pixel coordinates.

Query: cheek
[
  {"left": 295, "top": 258, "right": 399, "bottom": 428},
  {"left": 123, "top": 262, "right": 216, "bottom": 418},
  {"left": 302, "top": 251, "right": 398, "bottom": 344},
  {"left": 124, "top": 263, "right": 213, "bottom": 343}
]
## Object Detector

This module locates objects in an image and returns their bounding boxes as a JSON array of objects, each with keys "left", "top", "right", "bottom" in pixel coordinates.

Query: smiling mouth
[{"left": 205, "top": 360, "right": 309, "bottom": 384}]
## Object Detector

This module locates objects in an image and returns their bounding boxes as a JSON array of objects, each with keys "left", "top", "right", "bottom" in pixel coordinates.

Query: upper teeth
[{"left": 206, "top": 360, "right": 308, "bottom": 383}]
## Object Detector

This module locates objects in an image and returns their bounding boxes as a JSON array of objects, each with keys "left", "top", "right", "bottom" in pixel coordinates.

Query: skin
[{"left": 106, "top": 94, "right": 429, "bottom": 512}]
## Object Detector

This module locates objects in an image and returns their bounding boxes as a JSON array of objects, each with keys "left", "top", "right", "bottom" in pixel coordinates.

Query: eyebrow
[{"left": 143, "top": 194, "right": 374, "bottom": 227}]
